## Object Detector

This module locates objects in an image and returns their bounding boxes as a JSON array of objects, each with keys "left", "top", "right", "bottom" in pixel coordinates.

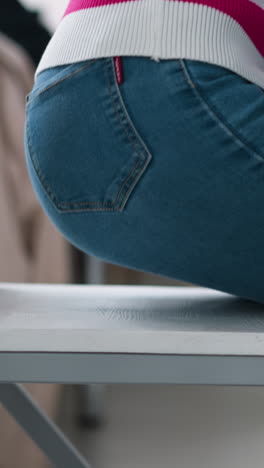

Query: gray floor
[{"left": 56, "top": 384, "right": 264, "bottom": 468}]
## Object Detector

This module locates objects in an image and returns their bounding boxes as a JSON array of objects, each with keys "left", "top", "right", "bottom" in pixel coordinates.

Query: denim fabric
[{"left": 24, "top": 57, "right": 264, "bottom": 304}]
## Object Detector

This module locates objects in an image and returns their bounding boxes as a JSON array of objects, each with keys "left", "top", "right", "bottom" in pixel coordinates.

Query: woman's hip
[{"left": 24, "top": 56, "right": 264, "bottom": 303}]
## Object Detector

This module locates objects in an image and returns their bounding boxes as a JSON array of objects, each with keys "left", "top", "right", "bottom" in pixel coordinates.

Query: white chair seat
[
  {"left": 0, "top": 283, "right": 263, "bottom": 355},
  {"left": 0, "top": 283, "right": 264, "bottom": 385},
  {"left": 1, "top": 282, "right": 264, "bottom": 468}
]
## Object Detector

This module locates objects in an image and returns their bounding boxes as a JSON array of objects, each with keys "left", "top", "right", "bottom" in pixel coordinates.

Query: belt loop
[{"left": 114, "top": 56, "right": 124, "bottom": 85}]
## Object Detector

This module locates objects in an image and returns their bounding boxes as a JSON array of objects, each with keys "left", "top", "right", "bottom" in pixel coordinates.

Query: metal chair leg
[{"left": 0, "top": 383, "right": 92, "bottom": 468}]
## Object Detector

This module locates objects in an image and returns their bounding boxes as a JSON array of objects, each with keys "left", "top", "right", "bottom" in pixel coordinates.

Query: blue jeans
[{"left": 24, "top": 57, "right": 264, "bottom": 304}]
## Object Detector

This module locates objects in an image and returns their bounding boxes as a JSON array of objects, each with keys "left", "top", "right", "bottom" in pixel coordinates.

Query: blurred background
[
  {"left": 1, "top": 2, "right": 264, "bottom": 468},
  {"left": 22, "top": 0, "right": 67, "bottom": 31}
]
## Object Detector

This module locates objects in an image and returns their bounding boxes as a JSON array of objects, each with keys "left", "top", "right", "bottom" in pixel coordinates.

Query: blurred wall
[
  {"left": 21, "top": 0, "right": 68, "bottom": 31},
  {"left": 0, "top": 9, "right": 72, "bottom": 467}
]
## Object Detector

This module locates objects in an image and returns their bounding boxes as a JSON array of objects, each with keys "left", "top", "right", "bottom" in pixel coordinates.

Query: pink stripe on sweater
[
  {"left": 63, "top": 0, "right": 264, "bottom": 57},
  {"left": 64, "top": 0, "right": 140, "bottom": 17},
  {"left": 172, "top": 0, "right": 264, "bottom": 57}
]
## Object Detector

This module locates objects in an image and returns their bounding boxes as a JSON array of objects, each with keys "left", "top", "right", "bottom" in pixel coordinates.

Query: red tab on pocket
[{"left": 114, "top": 56, "right": 123, "bottom": 85}]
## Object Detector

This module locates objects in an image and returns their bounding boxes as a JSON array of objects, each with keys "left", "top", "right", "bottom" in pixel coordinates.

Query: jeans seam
[
  {"left": 103, "top": 58, "right": 150, "bottom": 210},
  {"left": 28, "top": 59, "right": 99, "bottom": 105},
  {"left": 178, "top": 59, "right": 264, "bottom": 163}
]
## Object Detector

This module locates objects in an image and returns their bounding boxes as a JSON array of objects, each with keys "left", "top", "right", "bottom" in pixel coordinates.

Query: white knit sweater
[{"left": 35, "top": 0, "right": 264, "bottom": 90}]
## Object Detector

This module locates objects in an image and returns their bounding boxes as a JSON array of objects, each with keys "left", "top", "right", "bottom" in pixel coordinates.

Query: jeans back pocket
[{"left": 25, "top": 58, "right": 152, "bottom": 213}]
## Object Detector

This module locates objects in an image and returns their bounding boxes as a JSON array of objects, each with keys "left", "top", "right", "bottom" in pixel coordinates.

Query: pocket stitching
[
  {"left": 26, "top": 114, "right": 62, "bottom": 210},
  {"left": 27, "top": 112, "right": 116, "bottom": 211},
  {"left": 27, "top": 108, "right": 118, "bottom": 211},
  {"left": 179, "top": 59, "right": 264, "bottom": 163},
  {"left": 102, "top": 58, "right": 152, "bottom": 210},
  {"left": 56, "top": 58, "right": 152, "bottom": 212},
  {"left": 26, "top": 57, "right": 152, "bottom": 213},
  {"left": 28, "top": 59, "right": 99, "bottom": 105}
]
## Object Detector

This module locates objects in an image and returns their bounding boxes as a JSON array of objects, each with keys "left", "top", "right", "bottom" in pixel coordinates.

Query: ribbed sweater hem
[{"left": 35, "top": 0, "right": 264, "bottom": 91}]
